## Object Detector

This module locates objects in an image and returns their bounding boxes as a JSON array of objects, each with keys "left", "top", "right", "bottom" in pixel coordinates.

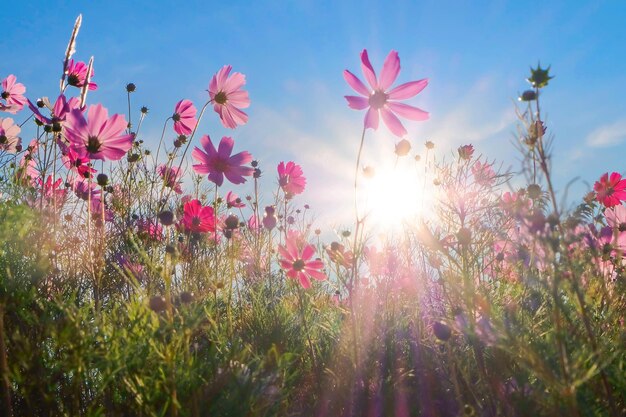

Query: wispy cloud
[{"left": 585, "top": 119, "right": 626, "bottom": 148}]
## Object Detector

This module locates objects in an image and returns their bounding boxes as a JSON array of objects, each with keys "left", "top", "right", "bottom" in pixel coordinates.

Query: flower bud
[
  {"left": 432, "top": 321, "right": 451, "bottom": 341},
  {"left": 149, "top": 295, "right": 167, "bottom": 312},
  {"left": 527, "top": 184, "right": 541, "bottom": 199},
  {"left": 96, "top": 173, "right": 109, "bottom": 187},
  {"left": 394, "top": 139, "right": 411, "bottom": 156},
  {"left": 224, "top": 214, "right": 239, "bottom": 229},
  {"left": 158, "top": 210, "right": 175, "bottom": 226}
]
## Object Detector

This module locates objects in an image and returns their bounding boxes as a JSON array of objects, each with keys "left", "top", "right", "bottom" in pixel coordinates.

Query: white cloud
[{"left": 586, "top": 119, "right": 626, "bottom": 148}]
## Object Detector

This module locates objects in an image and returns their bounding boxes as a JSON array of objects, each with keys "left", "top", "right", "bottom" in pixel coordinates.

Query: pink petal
[
  {"left": 228, "top": 150, "right": 252, "bottom": 166},
  {"left": 345, "top": 96, "right": 369, "bottom": 110},
  {"left": 379, "top": 50, "right": 400, "bottom": 91},
  {"left": 223, "top": 72, "right": 246, "bottom": 94},
  {"left": 225, "top": 104, "right": 249, "bottom": 127},
  {"left": 343, "top": 70, "right": 370, "bottom": 96},
  {"left": 200, "top": 135, "right": 217, "bottom": 155},
  {"left": 305, "top": 268, "right": 327, "bottom": 281},
  {"left": 360, "top": 50, "right": 378, "bottom": 90},
  {"left": 298, "top": 272, "right": 311, "bottom": 289},
  {"left": 380, "top": 107, "right": 407, "bottom": 137},
  {"left": 301, "top": 245, "right": 315, "bottom": 261},
  {"left": 387, "top": 102, "right": 429, "bottom": 121},
  {"left": 208, "top": 171, "right": 224, "bottom": 186},
  {"left": 226, "top": 90, "right": 250, "bottom": 108},
  {"left": 217, "top": 136, "right": 234, "bottom": 158},
  {"left": 388, "top": 79, "right": 428, "bottom": 100},
  {"left": 364, "top": 107, "right": 379, "bottom": 130}
]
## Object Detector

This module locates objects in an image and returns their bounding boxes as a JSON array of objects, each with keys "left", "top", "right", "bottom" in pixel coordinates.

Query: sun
[{"left": 360, "top": 162, "right": 431, "bottom": 231}]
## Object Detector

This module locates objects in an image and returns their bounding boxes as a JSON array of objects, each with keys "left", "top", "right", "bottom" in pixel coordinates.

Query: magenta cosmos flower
[
  {"left": 0, "top": 117, "right": 21, "bottom": 153},
  {"left": 344, "top": 50, "right": 429, "bottom": 137},
  {"left": 278, "top": 234, "right": 327, "bottom": 289},
  {"left": 277, "top": 161, "right": 306, "bottom": 196},
  {"left": 1, "top": 75, "right": 27, "bottom": 114},
  {"left": 158, "top": 164, "right": 183, "bottom": 194},
  {"left": 64, "top": 104, "right": 133, "bottom": 161},
  {"left": 172, "top": 99, "right": 197, "bottom": 135},
  {"left": 192, "top": 135, "right": 254, "bottom": 186},
  {"left": 278, "top": 234, "right": 326, "bottom": 289},
  {"left": 209, "top": 65, "right": 250, "bottom": 129},
  {"left": 179, "top": 199, "right": 215, "bottom": 234},
  {"left": 28, "top": 95, "right": 81, "bottom": 125},
  {"left": 594, "top": 172, "right": 626, "bottom": 208},
  {"left": 65, "top": 59, "right": 97, "bottom": 90}
]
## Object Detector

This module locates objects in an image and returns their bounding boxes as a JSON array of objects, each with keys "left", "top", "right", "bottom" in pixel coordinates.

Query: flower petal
[
  {"left": 379, "top": 50, "right": 400, "bottom": 91},
  {"left": 388, "top": 79, "right": 428, "bottom": 100},
  {"left": 360, "top": 49, "right": 378, "bottom": 90},
  {"left": 364, "top": 107, "right": 379, "bottom": 130},
  {"left": 380, "top": 107, "right": 407, "bottom": 137},
  {"left": 387, "top": 102, "right": 429, "bottom": 121},
  {"left": 345, "top": 95, "right": 370, "bottom": 110},
  {"left": 343, "top": 70, "right": 370, "bottom": 96}
]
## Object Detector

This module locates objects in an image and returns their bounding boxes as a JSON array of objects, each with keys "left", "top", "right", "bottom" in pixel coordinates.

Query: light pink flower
[
  {"left": 32, "top": 175, "right": 67, "bottom": 208},
  {"left": 18, "top": 142, "right": 39, "bottom": 186},
  {"left": 472, "top": 160, "right": 496, "bottom": 186},
  {"left": 136, "top": 218, "right": 163, "bottom": 241},
  {"left": 458, "top": 144, "right": 474, "bottom": 160},
  {"left": 64, "top": 104, "right": 133, "bottom": 161},
  {"left": 226, "top": 191, "right": 245, "bottom": 208},
  {"left": 172, "top": 99, "right": 197, "bottom": 135},
  {"left": 278, "top": 161, "right": 306, "bottom": 196},
  {"left": 72, "top": 178, "right": 100, "bottom": 201},
  {"left": 28, "top": 95, "right": 81, "bottom": 125},
  {"left": 158, "top": 164, "right": 183, "bottom": 194},
  {"left": 192, "top": 135, "right": 254, "bottom": 186},
  {"left": 344, "top": 50, "right": 429, "bottom": 137},
  {"left": 594, "top": 172, "right": 626, "bottom": 208},
  {"left": 1, "top": 75, "right": 27, "bottom": 113},
  {"left": 179, "top": 199, "right": 215, "bottom": 234},
  {"left": 605, "top": 204, "right": 626, "bottom": 229},
  {"left": 278, "top": 234, "right": 327, "bottom": 289},
  {"left": 0, "top": 117, "right": 21, "bottom": 153},
  {"left": 209, "top": 65, "right": 250, "bottom": 129},
  {"left": 65, "top": 59, "right": 97, "bottom": 90}
]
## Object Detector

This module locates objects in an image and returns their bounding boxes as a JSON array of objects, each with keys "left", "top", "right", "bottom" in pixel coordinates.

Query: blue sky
[{"left": 3, "top": 1, "right": 626, "bottom": 227}]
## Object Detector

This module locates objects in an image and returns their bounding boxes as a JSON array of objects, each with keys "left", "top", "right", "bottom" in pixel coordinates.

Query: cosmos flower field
[{"left": 0, "top": 16, "right": 624, "bottom": 417}]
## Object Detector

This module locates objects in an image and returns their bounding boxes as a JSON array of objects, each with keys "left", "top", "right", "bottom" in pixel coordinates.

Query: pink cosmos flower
[
  {"left": 209, "top": 65, "right": 250, "bottom": 129},
  {"left": 136, "top": 218, "right": 163, "bottom": 241},
  {"left": 158, "top": 164, "right": 183, "bottom": 194},
  {"left": 72, "top": 178, "right": 100, "bottom": 201},
  {"left": 605, "top": 204, "right": 626, "bottom": 229},
  {"left": 278, "top": 233, "right": 327, "bottom": 289},
  {"left": 344, "top": 49, "right": 429, "bottom": 137},
  {"left": 472, "top": 160, "right": 496, "bottom": 186},
  {"left": 192, "top": 135, "right": 254, "bottom": 186},
  {"left": 172, "top": 99, "right": 197, "bottom": 135},
  {"left": 594, "top": 172, "right": 626, "bottom": 208},
  {"left": 18, "top": 142, "right": 39, "bottom": 186},
  {"left": 226, "top": 191, "right": 245, "bottom": 208},
  {"left": 179, "top": 199, "right": 215, "bottom": 234},
  {"left": 65, "top": 59, "right": 97, "bottom": 90},
  {"left": 28, "top": 95, "right": 81, "bottom": 125},
  {"left": 64, "top": 104, "right": 133, "bottom": 161},
  {"left": 32, "top": 175, "right": 67, "bottom": 208},
  {"left": 458, "top": 144, "right": 475, "bottom": 160},
  {"left": 60, "top": 144, "right": 96, "bottom": 178},
  {"left": 0, "top": 117, "right": 21, "bottom": 153},
  {"left": 277, "top": 161, "right": 306, "bottom": 196},
  {"left": 1, "top": 75, "right": 27, "bottom": 113}
]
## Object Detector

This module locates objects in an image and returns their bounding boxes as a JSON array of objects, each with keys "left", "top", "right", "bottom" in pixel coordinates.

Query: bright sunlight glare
[{"left": 361, "top": 162, "right": 432, "bottom": 231}]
